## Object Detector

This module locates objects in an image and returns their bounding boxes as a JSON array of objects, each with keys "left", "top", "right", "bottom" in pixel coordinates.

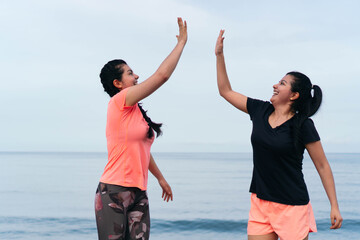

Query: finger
[
  {"left": 219, "top": 29, "right": 225, "bottom": 38},
  {"left": 335, "top": 219, "right": 341, "bottom": 228},
  {"left": 334, "top": 217, "right": 342, "bottom": 229},
  {"left": 331, "top": 216, "right": 335, "bottom": 226},
  {"left": 331, "top": 221, "right": 339, "bottom": 229},
  {"left": 330, "top": 217, "right": 337, "bottom": 229},
  {"left": 184, "top": 20, "right": 187, "bottom": 29},
  {"left": 334, "top": 222, "right": 341, "bottom": 229},
  {"left": 217, "top": 31, "right": 225, "bottom": 43},
  {"left": 164, "top": 189, "right": 171, "bottom": 202},
  {"left": 169, "top": 191, "right": 173, "bottom": 201},
  {"left": 177, "top": 17, "right": 183, "bottom": 27},
  {"left": 166, "top": 190, "right": 171, "bottom": 202},
  {"left": 163, "top": 189, "right": 167, "bottom": 199}
]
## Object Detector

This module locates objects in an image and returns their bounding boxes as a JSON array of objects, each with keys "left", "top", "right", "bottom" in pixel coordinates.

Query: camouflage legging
[{"left": 95, "top": 182, "right": 150, "bottom": 240}]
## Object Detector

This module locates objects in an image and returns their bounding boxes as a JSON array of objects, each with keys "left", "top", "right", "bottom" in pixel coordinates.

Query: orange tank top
[{"left": 100, "top": 88, "right": 154, "bottom": 190}]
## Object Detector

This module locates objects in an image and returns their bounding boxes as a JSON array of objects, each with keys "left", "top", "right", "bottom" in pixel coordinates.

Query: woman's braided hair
[{"left": 100, "top": 59, "right": 162, "bottom": 138}]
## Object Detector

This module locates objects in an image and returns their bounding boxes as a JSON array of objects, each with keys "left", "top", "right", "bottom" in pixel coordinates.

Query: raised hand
[
  {"left": 124, "top": 17, "right": 187, "bottom": 106},
  {"left": 215, "top": 29, "right": 225, "bottom": 56},
  {"left": 176, "top": 17, "right": 187, "bottom": 45}
]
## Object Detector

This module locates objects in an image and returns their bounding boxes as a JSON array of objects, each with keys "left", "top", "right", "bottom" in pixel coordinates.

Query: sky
[{"left": 1, "top": 0, "right": 359, "bottom": 153}]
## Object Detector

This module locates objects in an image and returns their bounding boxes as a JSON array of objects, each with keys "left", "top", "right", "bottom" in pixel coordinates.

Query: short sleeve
[
  {"left": 301, "top": 118, "right": 320, "bottom": 144},
  {"left": 111, "top": 88, "right": 132, "bottom": 111},
  {"left": 247, "top": 97, "right": 271, "bottom": 120}
]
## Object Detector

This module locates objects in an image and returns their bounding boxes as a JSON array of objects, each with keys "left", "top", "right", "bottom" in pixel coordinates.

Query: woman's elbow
[
  {"left": 219, "top": 90, "right": 226, "bottom": 98},
  {"left": 156, "top": 71, "right": 170, "bottom": 83},
  {"left": 218, "top": 88, "right": 230, "bottom": 98}
]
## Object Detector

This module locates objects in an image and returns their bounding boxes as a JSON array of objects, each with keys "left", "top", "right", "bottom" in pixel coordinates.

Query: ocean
[{"left": 0, "top": 152, "right": 359, "bottom": 239}]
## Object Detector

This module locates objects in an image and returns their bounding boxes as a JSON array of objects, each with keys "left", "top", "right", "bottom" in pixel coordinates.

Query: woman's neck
[
  {"left": 268, "top": 105, "right": 294, "bottom": 128},
  {"left": 273, "top": 106, "right": 294, "bottom": 119}
]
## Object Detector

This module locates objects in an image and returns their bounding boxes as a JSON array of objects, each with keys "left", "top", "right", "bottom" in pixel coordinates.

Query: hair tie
[{"left": 311, "top": 85, "right": 314, "bottom": 97}]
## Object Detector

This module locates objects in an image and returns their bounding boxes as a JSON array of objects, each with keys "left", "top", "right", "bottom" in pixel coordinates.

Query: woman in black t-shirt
[{"left": 215, "top": 30, "right": 342, "bottom": 240}]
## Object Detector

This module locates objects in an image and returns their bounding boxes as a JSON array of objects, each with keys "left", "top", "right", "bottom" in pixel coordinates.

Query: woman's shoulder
[
  {"left": 112, "top": 88, "right": 128, "bottom": 100},
  {"left": 300, "top": 117, "right": 320, "bottom": 142},
  {"left": 109, "top": 88, "right": 132, "bottom": 110},
  {"left": 302, "top": 118, "right": 316, "bottom": 127},
  {"left": 248, "top": 97, "right": 271, "bottom": 107},
  {"left": 247, "top": 97, "right": 272, "bottom": 116}
]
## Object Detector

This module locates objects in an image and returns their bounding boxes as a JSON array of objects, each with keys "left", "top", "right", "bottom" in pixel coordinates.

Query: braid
[
  {"left": 100, "top": 60, "right": 126, "bottom": 97},
  {"left": 138, "top": 103, "right": 163, "bottom": 138},
  {"left": 100, "top": 59, "right": 163, "bottom": 139}
]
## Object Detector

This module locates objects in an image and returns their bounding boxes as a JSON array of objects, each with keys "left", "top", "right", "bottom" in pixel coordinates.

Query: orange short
[{"left": 247, "top": 193, "right": 317, "bottom": 240}]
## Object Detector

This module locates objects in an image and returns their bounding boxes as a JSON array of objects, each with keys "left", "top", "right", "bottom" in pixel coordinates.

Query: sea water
[{"left": 0, "top": 152, "right": 359, "bottom": 239}]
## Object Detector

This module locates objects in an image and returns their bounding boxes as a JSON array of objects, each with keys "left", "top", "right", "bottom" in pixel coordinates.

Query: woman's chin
[{"left": 270, "top": 96, "right": 276, "bottom": 103}]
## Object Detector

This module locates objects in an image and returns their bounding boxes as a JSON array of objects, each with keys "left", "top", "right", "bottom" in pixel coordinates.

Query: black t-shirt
[{"left": 247, "top": 98, "right": 320, "bottom": 205}]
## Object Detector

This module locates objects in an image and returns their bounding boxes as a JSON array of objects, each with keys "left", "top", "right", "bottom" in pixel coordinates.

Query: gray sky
[{"left": 1, "top": 0, "right": 359, "bottom": 153}]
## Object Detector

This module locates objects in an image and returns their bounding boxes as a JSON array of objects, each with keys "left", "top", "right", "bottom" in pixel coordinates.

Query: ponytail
[
  {"left": 100, "top": 59, "right": 163, "bottom": 139},
  {"left": 287, "top": 72, "right": 322, "bottom": 150},
  {"left": 309, "top": 85, "right": 322, "bottom": 117}
]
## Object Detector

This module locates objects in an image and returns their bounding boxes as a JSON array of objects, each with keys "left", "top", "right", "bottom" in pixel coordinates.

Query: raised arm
[
  {"left": 306, "top": 141, "right": 343, "bottom": 229},
  {"left": 125, "top": 17, "right": 187, "bottom": 106},
  {"left": 215, "top": 30, "right": 248, "bottom": 113}
]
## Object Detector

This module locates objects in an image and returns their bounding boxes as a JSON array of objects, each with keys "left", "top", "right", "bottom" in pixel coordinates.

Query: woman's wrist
[
  {"left": 331, "top": 202, "right": 339, "bottom": 209},
  {"left": 157, "top": 175, "right": 165, "bottom": 182},
  {"left": 216, "top": 52, "right": 224, "bottom": 57}
]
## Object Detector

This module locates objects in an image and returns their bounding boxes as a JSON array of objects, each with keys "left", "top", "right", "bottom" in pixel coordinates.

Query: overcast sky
[{"left": 1, "top": 0, "right": 359, "bottom": 153}]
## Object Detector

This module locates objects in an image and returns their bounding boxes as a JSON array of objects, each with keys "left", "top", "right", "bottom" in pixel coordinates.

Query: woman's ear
[
  {"left": 113, "top": 79, "right": 122, "bottom": 90},
  {"left": 290, "top": 92, "right": 300, "bottom": 101}
]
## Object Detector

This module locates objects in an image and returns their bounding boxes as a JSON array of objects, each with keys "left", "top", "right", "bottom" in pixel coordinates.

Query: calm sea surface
[{"left": 0, "top": 152, "right": 359, "bottom": 239}]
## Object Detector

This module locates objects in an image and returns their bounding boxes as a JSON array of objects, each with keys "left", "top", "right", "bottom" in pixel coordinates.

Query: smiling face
[
  {"left": 113, "top": 64, "right": 139, "bottom": 90},
  {"left": 270, "top": 74, "right": 298, "bottom": 106}
]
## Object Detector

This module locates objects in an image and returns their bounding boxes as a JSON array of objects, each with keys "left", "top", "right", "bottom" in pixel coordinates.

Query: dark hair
[
  {"left": 287, "top": 71, "right": 322, "bottom": 149},
  {"left": 100, "top": 59, "right": 162, "bottom": 138}
]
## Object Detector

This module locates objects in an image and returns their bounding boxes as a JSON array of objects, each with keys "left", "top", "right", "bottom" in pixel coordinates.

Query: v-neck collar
[{"left": 266, "top": 107, "right": 294, "bottom": 131}]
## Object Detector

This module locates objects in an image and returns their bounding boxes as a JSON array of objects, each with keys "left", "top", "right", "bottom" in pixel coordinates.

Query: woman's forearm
[
  {"left": 306, "top": 141, "right": 339, "bottom": 207},
  {"left": 154, "top": 40, "right": 186, "bottom": 83},
  {"left": 149, "top": 154, "right": 165, "bottom": 181},
  {"left": 214, "top": 30, "right": 248, "bottom": 112},
  {"left": 216, "top": 53, "right": 232, "bottom": 96},
  {"left": 317, "top": 162, "right": 339, "bottom": 207},
  {"left": 125, "top": 18, "right": 187, "bottom": 106}
]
